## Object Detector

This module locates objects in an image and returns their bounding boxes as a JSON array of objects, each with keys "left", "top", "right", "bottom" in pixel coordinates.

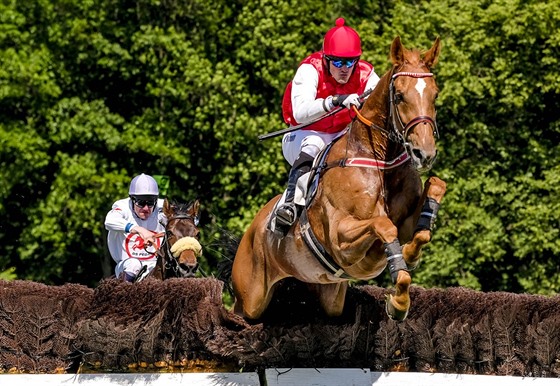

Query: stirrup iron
[
  {"left": 276, "top": 203, "right": 297, "bottom": 227},
  {"left": 273, "top": 203, "right": 298, "bottom": 238}
]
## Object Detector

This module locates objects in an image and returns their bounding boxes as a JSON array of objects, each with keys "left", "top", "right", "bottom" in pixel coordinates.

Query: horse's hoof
[{"left": 385, "top": 294, "right": 409, "bottom": 322}]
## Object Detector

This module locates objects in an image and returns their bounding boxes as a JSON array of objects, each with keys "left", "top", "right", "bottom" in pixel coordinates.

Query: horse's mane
[
  {"left": 360, "top": 65, "right": 393, "bottom": 121},
  {"left": 168, "top": 199, "right": 195, "bottom": 214}
]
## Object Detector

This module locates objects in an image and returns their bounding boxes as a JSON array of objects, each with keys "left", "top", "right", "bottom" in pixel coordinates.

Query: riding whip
[{"left": 258, "top": 88, "right": 374, "bottom": 141}]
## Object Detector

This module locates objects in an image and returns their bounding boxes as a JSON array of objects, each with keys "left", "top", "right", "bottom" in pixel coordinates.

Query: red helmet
[{"left": 322, "top": 18, "right": 362, "bottom": 58}]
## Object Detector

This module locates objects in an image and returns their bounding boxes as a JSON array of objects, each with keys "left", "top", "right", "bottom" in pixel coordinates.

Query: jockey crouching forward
[
  {"left": 105, "top": 173, "right": 167, "bottom": 282},
  {"left": 274, "top": 18, "right": 381, "bottom": 238}
]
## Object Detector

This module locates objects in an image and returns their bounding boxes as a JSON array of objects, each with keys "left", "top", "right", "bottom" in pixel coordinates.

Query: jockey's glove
[
  {"left": 331, "top": 93, "right": 361, "bottom": 110},
  {"left": 331, "top": 94, "right": 348, "bottom": 107}
]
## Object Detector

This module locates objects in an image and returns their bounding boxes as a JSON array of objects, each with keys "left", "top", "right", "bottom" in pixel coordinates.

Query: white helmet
[{"left": 129, "top": 174, "right": 159, "bottom": 197}]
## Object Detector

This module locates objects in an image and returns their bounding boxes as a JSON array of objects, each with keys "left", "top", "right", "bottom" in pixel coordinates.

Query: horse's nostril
[
  {"left": 412, "top": 148, "right": 424, "bottom": 161},
  {"left": 180, "top": 263, "right": 199, "bottom": 273}
]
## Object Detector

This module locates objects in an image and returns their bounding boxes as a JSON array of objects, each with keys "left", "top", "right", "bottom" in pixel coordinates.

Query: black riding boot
[{"left": 274, "top": 152, "right": 314, "bottom": 237}]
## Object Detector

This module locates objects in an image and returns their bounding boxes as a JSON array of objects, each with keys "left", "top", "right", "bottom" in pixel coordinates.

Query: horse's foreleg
[
  {"left": 337, "top": 214, "right": 412, "bottom": 321},
  {"left": 403, "top": 176, "right": 447, "bottom": 269},
  {"left": 383, "top": 237, "right": 411, "bottom": 321},
  {"left": 368, "top": 217, "right": 411, "bottom": 322},
  {"left": 337, "top": 215, "right": 395, "bottom": 266},
  {"left": 385, "top": 270, "right": 411, "bottom": 321},
  {"left": 232, "top": 236, "right": 277, "bottom": 320}
]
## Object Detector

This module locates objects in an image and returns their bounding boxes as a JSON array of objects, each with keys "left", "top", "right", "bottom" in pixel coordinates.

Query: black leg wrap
[
  {"left": 415, "top": 197, "right": 440, "bottom": 233},
  {"left": 384, "top": 240, "right": 408, "bottom": 284}
]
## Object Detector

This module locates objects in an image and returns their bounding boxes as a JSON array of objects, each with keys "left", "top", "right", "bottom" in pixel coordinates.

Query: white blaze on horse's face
[
  {"left": 415, "top": 78, "right": 427, "bottom": 98},
  {"left": 398, "top": 75, "right": 438, "bottom": 173}
]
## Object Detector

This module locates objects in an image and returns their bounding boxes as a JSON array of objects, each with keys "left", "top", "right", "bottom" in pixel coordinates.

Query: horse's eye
[{"left": 394, "top": 93, "right": 404, "bottom": 104}]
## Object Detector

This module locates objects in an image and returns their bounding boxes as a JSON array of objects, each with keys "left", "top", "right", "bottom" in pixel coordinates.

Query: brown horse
[
  {"left": 232, "top": 37, "right": 446, "bottom": 321},
  {"left": 144, "top": 199, "right": 202, "bottom": 280}
]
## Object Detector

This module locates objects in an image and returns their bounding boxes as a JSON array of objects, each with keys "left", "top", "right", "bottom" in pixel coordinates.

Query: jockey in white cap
[{"left": 104, "top": 173, "right": 167, "bottom": 282}]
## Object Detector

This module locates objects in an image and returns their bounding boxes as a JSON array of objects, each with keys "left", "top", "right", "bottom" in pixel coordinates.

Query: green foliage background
[{"left": 0, "top": 0, "right": 558, "bottom": 294}]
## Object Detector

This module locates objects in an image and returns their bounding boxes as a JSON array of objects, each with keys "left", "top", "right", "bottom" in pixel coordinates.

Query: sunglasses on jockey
[
  {"left": 326, "top": 56, "right": 359, "bottom": 69},
  {"left": 131, "top": 197, "right": 157, "bottom": 208}
]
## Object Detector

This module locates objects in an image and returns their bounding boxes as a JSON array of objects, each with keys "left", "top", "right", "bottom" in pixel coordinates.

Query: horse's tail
[{"left": 216, "top": 260, "right": 234, "bottom": 296}]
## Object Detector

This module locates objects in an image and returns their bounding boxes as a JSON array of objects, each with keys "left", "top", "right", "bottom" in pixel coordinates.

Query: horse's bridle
[
  {"left": 389, "top": 71, "right": 439, "bottom": 142},
  {"left": 354, "top": 71, "right": 439, "bottom": 148},
  {"left": 158, "top": 213, "right": 200, "bottom": 277}
]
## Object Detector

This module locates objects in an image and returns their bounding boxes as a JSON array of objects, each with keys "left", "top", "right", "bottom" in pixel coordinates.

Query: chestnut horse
[
  {"left": 142, "top": 199, "right": 202, "bottom": 280},
  {"left": 232, "top": 37, "right": 446, "bottom": 321}
]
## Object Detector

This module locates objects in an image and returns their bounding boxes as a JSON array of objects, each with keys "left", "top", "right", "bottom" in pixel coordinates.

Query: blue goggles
[{"left": 328, "top": 57, "right": 358, "bottom": 69}]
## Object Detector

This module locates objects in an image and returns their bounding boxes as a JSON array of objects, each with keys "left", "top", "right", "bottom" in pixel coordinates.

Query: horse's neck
[
  {"left": 346, "top": 84, "right": 396, "bottom": 160},
  {"left": 348, "top": 105, "right": 397, "bottom": 160},
  {"left": 151, "top": 253, "right": 165, "bottom": 280},
  {"left": 347, "top": 120, "right": 389, "bottom": 159}
]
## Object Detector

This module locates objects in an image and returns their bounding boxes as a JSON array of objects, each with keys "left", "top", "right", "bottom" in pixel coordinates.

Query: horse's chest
[{"left": 388, "top": 193, "right": 416, "bottom": 213}]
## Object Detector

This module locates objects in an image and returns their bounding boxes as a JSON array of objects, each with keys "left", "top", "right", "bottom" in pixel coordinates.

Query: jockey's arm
[
  {"left": 105, "top": 213, "right": 156, "bottom": 243},
  {"left": 105, "top": 202, "right": 161, "bottom": 243},
  {"left": 291, "top": 64, "right": 331, "bottom": 124},
  {"left": 104, "top": 204, "right": 129, "bottom": 232},
  {"left": 104, "top": 203, "right": 155, "bottom": 244}
]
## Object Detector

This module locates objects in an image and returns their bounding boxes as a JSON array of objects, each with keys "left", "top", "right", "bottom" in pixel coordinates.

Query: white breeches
[
  {"left": 115, "top": 258, "right": 156, "bottom": 278},
  {"left": 281, "top": 129, "right": 346, "bottom": 165}
]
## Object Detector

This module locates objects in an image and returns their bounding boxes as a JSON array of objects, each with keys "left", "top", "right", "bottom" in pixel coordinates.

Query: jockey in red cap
[
  {"left": 323, "top": 17, "right": 363, "bottom": 57},
  {"left": 274, "top": 18, "right": 380, "bottom": 238}
]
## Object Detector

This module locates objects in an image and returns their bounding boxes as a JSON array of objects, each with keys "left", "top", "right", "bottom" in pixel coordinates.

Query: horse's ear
[
  {"left": 163, "top": 198, "right": 171, "bottom": 216},
  {"left": 423, "top": 36, "right": 441, "bottom": 68},
  {"left": 191, "top": 199, "right": 200, "bottom": 216},
  {"left": 390, "top": 36, "right": 405, "bottom": 66}
]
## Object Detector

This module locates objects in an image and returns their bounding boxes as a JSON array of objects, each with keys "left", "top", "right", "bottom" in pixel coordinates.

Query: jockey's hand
[
  {"left": 331, "top": 93, "right": 361, "bottom": 109},
  {"left": 341, "top": 93, "right": 361, "bottom": 109},
  {"left": 331, "top": 94, "right": 349, "bottom": 107},
  {"left": 131, "top": 226, "right": 156, "bottom": 245}
]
